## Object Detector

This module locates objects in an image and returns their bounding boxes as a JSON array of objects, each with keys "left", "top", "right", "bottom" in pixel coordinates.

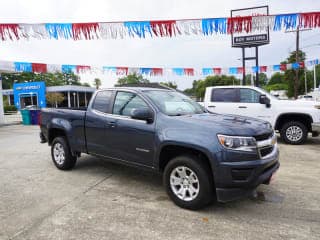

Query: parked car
[
  {"left": 40, "top": 87, "right": 279, "bottom": 209},
  {"left": 204, "top": 86, "right": 320, "bottom": 144}
]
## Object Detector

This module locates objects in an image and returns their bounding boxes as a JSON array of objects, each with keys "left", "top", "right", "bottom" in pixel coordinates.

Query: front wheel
[
  {"left": 163, "top": 155, "right": 214, "bottom": 210},
  {"left": 51, "top": 137, "right": 77, "bottom": 170},
  {"left": 280, "top": 121, "right": 308, "bottom": 145}
]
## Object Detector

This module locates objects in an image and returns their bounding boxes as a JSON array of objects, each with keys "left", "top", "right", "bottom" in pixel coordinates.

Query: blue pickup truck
[{"left": 40, "top": 87, "right": 279, "bottom": 209}]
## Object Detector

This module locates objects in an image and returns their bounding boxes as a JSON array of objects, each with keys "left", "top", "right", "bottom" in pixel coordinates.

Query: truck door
[
  {"left": 237, "top": 88, "right": 273, "bottom": 122},
  {"left": 104, "top": 91, "right": 155, "bottom": 167},
  {"left": 206, "top": 88, "right": 239, "bottom": 115},
  {"left": 85, "top": 90, "right": 115, "bottom": 155}
]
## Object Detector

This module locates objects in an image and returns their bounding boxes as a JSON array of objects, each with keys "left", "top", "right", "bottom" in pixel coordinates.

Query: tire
[
  {"left": 280, "top": 121, "right": 308, "bottom": 145},
  {"left": 51, "top": 137, "right": 77, "bottom": 170},
  {"left": 163, "top": 155, "right": 214, "bottom": 210}
]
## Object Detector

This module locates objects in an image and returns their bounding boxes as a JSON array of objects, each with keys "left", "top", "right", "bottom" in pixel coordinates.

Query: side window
[
  {"left": 240, "top": 89, "right": 261, "bottom": 103},
  {"left": 113, "top": 92, "right": 149, "bottom": 116},
  {"left": 211, "top": 88, "right": 238, "bottom": 102},
  {"left": 92, "top": 91, "right": 113, "bottom": 113}
]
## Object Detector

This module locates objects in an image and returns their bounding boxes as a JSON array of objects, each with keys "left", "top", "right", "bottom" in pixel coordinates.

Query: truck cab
[{"left": 204, "top": 86, "right": 320, "bottom": 144}]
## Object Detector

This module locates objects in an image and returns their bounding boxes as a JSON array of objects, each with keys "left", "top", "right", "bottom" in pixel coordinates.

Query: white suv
[{"left": 204, "top": 86, "right": 320, "bottom": 144}]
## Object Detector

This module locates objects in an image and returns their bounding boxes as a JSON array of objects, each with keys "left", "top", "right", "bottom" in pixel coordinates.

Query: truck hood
[{"left": 170, "top": 113, "right": 273, "bottom": 137}]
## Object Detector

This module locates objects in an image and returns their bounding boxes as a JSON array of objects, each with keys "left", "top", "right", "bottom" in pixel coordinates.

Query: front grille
[
  {"left": 254, "top": 132, "right": 273, "bottom": 141},
  {"left": 259, "top": 146, "right": 274, "bottom": 158}
]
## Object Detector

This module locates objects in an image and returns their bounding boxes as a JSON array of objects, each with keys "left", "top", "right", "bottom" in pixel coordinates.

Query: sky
[{"left": 0, "top": 0, "right": 320, "bottom": 90}]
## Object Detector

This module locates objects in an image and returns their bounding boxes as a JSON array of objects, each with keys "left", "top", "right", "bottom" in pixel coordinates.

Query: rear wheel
[
  {"left": 163, "top": 155, "right": 214, "bottom": 210},
  {"left": 280, "top": 121, "right": 308, "bottom": 145},
  {"left": 51, "top": 137, "right": 77, "bottom": 170}
]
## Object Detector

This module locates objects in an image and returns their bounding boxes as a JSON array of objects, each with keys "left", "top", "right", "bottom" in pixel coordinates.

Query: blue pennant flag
[
  {"left": 124, "top": 21, "right": 151, "bottom": 38},
  {"left": 274, "top": 14, "right": 298, "bottom": 31},
  {"left": 45, "top": 23, "right": 73, "bottom": 39},
  {"left": 14, "top": 62, "right": 32, "bottom": 72},
  {"left": 252, "top": 66, "right": 259, "bottom": 73},
  {"left": 140, "top": 68, "right": 152, "bottom": 75},
  {"left": 273, "top": 65, "right": 281, "bottom": 71},
  {"left": 103, "top": 67, "right": 117, "bottom": 72},
  {"left": 292, "top": 62, "right": 299, "bottom": 70},
  {"left": 172, "top": 68, "right": 184, "bottom": 76},
  {"left": 202, "top": 68, "right": 213, "bottom": 75},
  {"left": 202, "top": 18, "right": 227, "bottom": 35},
  {"left": 229, "top": 67, "right": 238, "bottom": 74},
  {"left": 62, "top": 65, "right": 76, "bottom": 73}
]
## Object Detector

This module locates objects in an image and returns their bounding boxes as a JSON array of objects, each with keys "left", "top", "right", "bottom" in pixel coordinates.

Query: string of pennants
[
  {"left": 0, "top": 59, "right": 319, "bottom": 76},
  {"left": 0, "top": 12, "right": 319, "bottom": 41}
]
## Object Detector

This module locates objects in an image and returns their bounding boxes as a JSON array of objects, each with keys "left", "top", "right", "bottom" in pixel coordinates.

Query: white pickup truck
[{"left": 204, "top": 86, "right": 320, "bottom": 144}]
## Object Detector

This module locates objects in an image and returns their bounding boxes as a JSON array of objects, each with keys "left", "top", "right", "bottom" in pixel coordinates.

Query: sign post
[{"left": 231, "top": 6, "right": 270, "bottom": 86}]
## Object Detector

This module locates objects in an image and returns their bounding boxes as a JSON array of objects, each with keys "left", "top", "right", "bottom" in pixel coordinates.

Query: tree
[
  {"left": 245, "top": 73, "right": 268, "bottom": 86},
  {"left": 268, "top": 72, "right": 285, "bottom": 85},
  {"left": 160, "top": 81, "right": 177, "bottom": 89},
  {"left": 93, "top": 78, "right": 101, "bottom": 89},
  {"left": 116, "top": 73, "right": 149, "bottom": 86},
  {"left": 46, "top": 93, "right": 65, "bottom": 108}
]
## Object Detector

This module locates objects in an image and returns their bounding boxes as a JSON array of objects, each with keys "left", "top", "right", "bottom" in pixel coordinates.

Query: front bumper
[
  {"left": 312, "top": 122, "right": 320, "bottom": 133},
  {"left": 214, "top": 147, "right": 280, "bottom": 202}
]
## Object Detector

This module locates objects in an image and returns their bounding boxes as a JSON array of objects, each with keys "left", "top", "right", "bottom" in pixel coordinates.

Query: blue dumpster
[{"left": 30, "top": 110, "right": 41, "bottom": 125}]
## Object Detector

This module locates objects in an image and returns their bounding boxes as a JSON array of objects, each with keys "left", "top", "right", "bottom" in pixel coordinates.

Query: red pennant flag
[
  {"left": 0, "top": 24, "right": 20, "bottom": 40},
  {"left": 72, "top": 23, "right": 99, "bottom": 40},
  {"left": 227, "top": 16, "right": 252, "bottom": 34},
  {"left": 184, "top": 68, "right": 194, "bottom": 76},
  {"left": 151, "top": 68, "right": 163, "bottom": 76},
  {"left": 213, "top": 68, "right": 222, "bottom": 75},
  {"left": 280, "top": 64, "right": 287, "bottom": 71},
  {"left": 76, "top": 65, "right": 91, "bottom": 73},
  {"left": 116, "top": 67, "right": 128, "bottom": 75},
  {"left": 260, "top": 66, "right": 267, "bottom": 72},
  {"left": 237, "top": 67, "right": 244, "bottom": 74},
  {"left": 299, "top": 62, "right": 305, "bottom": 69},
  {"left": 32, "top": 63, "right": 47, "bottom": 73},
  {"left": 150, "top": 20, "right": 177, "bottom": 37}
]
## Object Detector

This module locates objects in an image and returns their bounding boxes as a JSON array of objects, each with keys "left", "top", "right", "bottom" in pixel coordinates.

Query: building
[{"left": 3, "top": 84, "right": 95, "bottom": 109}]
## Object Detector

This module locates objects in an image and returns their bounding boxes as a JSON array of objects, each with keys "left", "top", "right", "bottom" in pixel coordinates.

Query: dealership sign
[
  {"left": 13, "top": 81, "right": 46, "bottom": 109},
  {"left": 231, "top": 6, "right": 270, "bottom": 47}
]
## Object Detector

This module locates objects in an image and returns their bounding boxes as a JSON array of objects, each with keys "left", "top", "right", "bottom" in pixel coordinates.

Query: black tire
[
  {"left": 280, "top": 121, "right": 308, "bottom": 145},
  {"left": 51, "top": 137, "right": 77, "bottom": 170},
  {"left": 163, "top": 155, "right": 214, "bottom": 210}
]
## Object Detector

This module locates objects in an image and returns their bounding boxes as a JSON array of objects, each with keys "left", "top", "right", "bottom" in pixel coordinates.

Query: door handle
[
  {"left": 238, "top": 106, "right": 247, "bottom": 109},
  {"left": 106, "top": 121, "right": 116, "bottom": 128},
  {"left": 208, "top": 105, "right": 216, "bottom": 108}
]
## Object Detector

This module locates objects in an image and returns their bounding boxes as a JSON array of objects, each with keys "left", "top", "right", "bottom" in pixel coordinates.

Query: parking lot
[{"left": 0, "top": 124, "right": 319, "bottom": 240}]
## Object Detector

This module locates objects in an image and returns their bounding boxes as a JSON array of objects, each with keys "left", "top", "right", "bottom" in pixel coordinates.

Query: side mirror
[
  {"left": 259, "top": 95, "right": 271, "bottom": 108},
  {"left": 131, "top": 108, "right": 153, "bottom": 123}
]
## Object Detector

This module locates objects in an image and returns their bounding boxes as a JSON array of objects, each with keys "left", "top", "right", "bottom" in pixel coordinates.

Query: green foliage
[
  {"left": 4, "top": 105, "right": 17, "bottom": 113},
  {"left": 116, "top": 73, "right": 149, "bottom": 86},
  {"left": 245, "top": 73, "right": 268, "bottom": 86},
  {"left": 268, "top": 72, "right": 285, "bottom": 85},
  {"left": 1, "top": 72, "right": 85, "bottom": 89},
  {"left": 46, "top": 92, "right": 65, "bottom": 107},
  {"left": 183, "top": 75, "right": 240, "bottom": 100},
  {"left": 93, "top": 78, "right": 101, "bottom": 89},
  {"left": 264, "top": 83, "right": 289, "bottom": 92},
  {"left": 159, "top": 81, "right": 177, "bottom": 89}
]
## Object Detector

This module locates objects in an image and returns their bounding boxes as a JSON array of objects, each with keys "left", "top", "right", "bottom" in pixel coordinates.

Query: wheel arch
[{"left": 275, "top": 113, "right": 313, "bottom": 132}]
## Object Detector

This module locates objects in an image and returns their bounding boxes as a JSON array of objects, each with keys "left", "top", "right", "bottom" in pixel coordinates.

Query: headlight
[{"left": 217, "top": 134, "right": 257, "bottom": 152}]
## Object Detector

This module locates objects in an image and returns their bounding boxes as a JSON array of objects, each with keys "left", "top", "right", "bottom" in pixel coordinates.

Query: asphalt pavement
[{"left": 0, "top": 125, "right": 319, "bottom": 240}]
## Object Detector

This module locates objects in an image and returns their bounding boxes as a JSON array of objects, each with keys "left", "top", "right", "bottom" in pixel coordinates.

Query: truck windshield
[{"left": 144, "top": 90, "right": 205, "bottom": 116}]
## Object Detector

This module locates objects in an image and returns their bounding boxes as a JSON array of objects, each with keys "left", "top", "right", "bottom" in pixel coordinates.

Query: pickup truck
[
  {"left": 40, "top": 87, "right": 279, "bottom": 209},
  {"left": 204, "top": 86, "right": 320, "bottom": 145}
]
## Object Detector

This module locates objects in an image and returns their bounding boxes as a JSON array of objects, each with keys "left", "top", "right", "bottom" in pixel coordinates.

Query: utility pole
[
  {"left": 314, "top": 64, "right": 317, "bottom": 90},
  {"left": 295, "top": 28, "right": 300, "bottom": 99},
  {"left": 0, "top": 74, "right": 5, "bottom": 125}
]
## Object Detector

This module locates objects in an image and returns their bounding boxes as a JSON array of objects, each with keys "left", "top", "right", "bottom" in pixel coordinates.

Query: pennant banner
[
  {"left": 0, "top": 12, "right": 319, "bottom": 41},
  {"left": 0, "top": 59, "right": 319, "bottom": 77}
]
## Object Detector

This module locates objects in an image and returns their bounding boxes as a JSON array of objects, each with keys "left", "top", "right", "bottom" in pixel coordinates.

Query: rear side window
[
  {"left": 92, "top": 91, "right": 113, "bottom": 113},
  {"left": 211, "top": 88, "right": 238, "bottom": 102}
]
